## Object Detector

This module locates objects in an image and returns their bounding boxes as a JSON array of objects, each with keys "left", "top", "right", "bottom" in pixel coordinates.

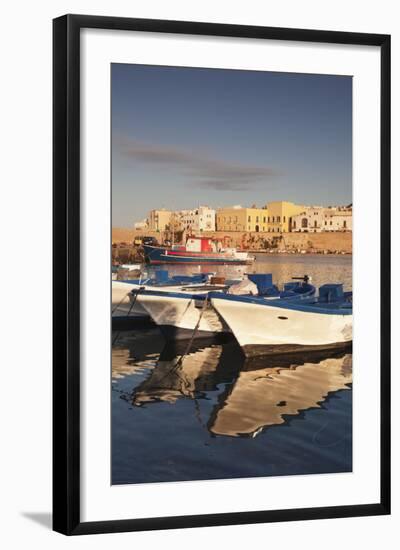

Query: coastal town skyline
[
  {"left": 135, "top": 201, "right": 352, "bottom": 235},
  {"left": 112, "top": 64, "right": 352, "bottom": 227}
]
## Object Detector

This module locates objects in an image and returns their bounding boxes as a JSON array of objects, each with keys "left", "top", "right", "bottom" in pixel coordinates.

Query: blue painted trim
[
  {"left": 135, "top": 289, "right": 209, "bottom": 300},
  {"left": 209, "top": 291, "right": 352, "bottom": 315},
  {"left": 138, "top": 288, "right": 352, "bottom": 315}
]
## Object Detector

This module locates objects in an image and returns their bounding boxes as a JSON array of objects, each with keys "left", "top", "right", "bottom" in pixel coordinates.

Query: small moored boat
[
  {"left": 133, "top": 284, "right": 231, "bottom": 339},
  {"left": 135, "top": 274, "right": 316, "bottom": 341},
  {"left": 143, "top": 236, "right": 254, "bottom": 265},
  {"left": 209, "top": 283, "right": 352, "bottom": 357},
  {"left": 112, "top": 271, "right": 215, "bottom": 321}
]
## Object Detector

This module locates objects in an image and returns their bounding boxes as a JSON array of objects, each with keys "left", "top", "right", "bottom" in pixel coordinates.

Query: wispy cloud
[{"left": 116, "top": 138, "right": 278, "bottom": 191}]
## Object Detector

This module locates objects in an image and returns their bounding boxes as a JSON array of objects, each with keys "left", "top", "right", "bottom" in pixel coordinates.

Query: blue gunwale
[
  {"left": 132, "top": 289, "right": 212, "bottom": 300},
  {"left": 134, "top": 288, "right": 352, "bottom": 315},
  {"left": 209, "top": 291, "right": 353, "bottom": 316}
]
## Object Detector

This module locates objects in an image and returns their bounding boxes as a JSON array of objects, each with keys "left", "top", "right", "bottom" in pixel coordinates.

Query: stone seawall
[{"left": 112, "top": 228, "right": 352, "bottom": 254}]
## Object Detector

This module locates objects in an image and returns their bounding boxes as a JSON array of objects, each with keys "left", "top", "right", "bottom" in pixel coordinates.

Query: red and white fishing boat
[{"left": 143, "top": 236, "right": 254, "bottom": 265}]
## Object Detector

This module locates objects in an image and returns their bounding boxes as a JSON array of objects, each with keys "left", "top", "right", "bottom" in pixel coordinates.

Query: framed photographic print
[{"left": 53, "top": 14, "right": 391, "bottom": 535}]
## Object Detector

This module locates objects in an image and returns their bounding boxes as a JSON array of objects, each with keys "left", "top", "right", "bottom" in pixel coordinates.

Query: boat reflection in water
[
  {"left": 130, "top": 337, "right": 238, "bottom": 405},
  {"left": 209, "top": 351, "right": 352, "bottom": 438},
  {"left": 111, "top": 329, "right": 166, "bottom": 381},
  {"left": 122, "top": 335, "right": 352, "bottom": 439}
]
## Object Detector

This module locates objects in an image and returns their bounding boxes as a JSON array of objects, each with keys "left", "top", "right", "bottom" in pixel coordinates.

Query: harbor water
[{"left": 112, "top": 254, "right": 352, "bottom": 485}]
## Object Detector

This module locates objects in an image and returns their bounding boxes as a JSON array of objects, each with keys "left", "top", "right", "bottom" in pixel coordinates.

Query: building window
[
  {"left": 293, "top": 221, "right": 296, "bottom": 229},
  {"left": 314, "top": 220, "right": 317, "bottom": 228},
  {"left": 248, "top": 225, "right": 251, "bottom": 230},
  {"left": 283, "top": 216, "right": 286, "bottom": 223},
  {"left": 325, "top": 221, "right": 327, "bottom": 225},
  {"left": 268, "top": 216, "right": 270, "bottom": 223},
  {"left": 343, "top": 220, "right": 347, "bottom": 228},
  {"left": 263, "top": 216, "right": 266, "bottom": 223},
  {"left": 277, "top": 216, "right": 281, "bottom": 222},
  {"left": 301, "top": 218, "right": 308, "bottom": 228},
  {"left": 248, "top": 216, "right": 251, "bottom": 222},
  {"left": 272, "top": 216, "right": 275, "bottom": 222},
  {"left": 256, "top": 216, "right": 259, "bottom": 223},
  {"left": 330, "top": 221, "right": 333, "bottom": 226}
]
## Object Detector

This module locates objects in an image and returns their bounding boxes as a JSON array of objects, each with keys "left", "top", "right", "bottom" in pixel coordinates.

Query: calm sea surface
[{"left": 112, "top": 254, "right": 352, "bottom": 485}]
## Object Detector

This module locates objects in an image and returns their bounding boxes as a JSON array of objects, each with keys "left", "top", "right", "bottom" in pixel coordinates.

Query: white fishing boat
[
  {"left": 209, "top": 284, "right": 352, "bottom": 357},
  {"left": 112, "top": 271, "right": 218, "bottom": 319},
  {"left": 136, "top": 274, "right": 316, "bottom": 340},
  {"left": 135, "top": 286, "right": 230, "bottom": 339},
  {"left": 112, "top": 280, "right": 148, "bottom": 318}
]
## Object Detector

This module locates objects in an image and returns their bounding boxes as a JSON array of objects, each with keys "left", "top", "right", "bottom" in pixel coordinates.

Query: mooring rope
[
  {"left": 146, "top": 294, "right": 211, "bottom": 391},
  {"left": 111, "top": 291, "right": 132, "bottom": 315},
  {"left": 171, "top": 294, "right": 210, "bottom": 372}
]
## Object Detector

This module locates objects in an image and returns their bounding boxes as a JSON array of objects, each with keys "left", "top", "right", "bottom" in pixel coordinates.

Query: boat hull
[
  {"left": 137, "top": 290, "right": 230, "bottom": 340},
  {"left": 112, "top": 280, "right": 210, "bottom": 318},
  {"left": 112, "top": 281, "right": 148, "bottom": 318},
  {"left": 143, "top": 244, "right": 253, "bottom": 265},
  {"left": 211, "top": 294, "right": 352, "bottom": 357},
  {"left": 242, "top": 341, "right": 352, "bottom": 358}
]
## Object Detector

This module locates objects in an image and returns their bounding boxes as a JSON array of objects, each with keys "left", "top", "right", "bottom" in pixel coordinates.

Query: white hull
[
  {"left": 211, "top": 297, "right": 352, "bottom": 355},
  {"left": 137, "top": 292, "right": 229, "bottom": 338},
  {"left": 112, "top": 280, "right": 223, "bottom": 319},
  {"left": 112, "top": 281, "right": 147, "bottom": 317}
]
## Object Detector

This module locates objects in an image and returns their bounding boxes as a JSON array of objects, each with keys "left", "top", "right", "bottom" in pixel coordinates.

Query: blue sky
[{"left": 112, "top": 64, "right": 352, "bottom": 227}]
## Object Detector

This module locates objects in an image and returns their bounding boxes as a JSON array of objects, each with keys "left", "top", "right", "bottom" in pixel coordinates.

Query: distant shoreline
[
  {"left": 250, "top": 250, "right": 352, "bottom": 256},
  {"left": 112, "top": 227, "right": 353, "bottom": 258}
]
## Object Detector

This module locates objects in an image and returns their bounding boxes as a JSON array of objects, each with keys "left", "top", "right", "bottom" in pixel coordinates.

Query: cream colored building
[
  {"left": 148, "top": 209, "right": 172, "bottom": 231},
  {"left": 134, "top": 219, "right": 148, "bottom": 230},
  {"left": 291, "top": 206, "right": 352, "bottom": 232},
  {"left": 179, "top": 206, "right": 216, "bottom": 232}
]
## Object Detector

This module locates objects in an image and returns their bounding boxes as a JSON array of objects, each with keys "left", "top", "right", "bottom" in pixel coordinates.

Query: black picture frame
[{"left": 53, "top": 14, "right": 391, "bottom": 535}]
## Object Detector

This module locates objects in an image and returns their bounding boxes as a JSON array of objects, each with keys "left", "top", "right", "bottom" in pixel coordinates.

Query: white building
[
  {"left": 134, "top": 219, "right": 148, "bottom": 230},
  {"left": 178, "top": 205, "right": 216, "bottom": 232},
  {"left": 291, "top": 206, "right": 352, "bottom": 232}
]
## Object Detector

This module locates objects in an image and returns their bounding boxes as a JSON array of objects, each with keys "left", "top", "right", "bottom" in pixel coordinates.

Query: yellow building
[
  {"left": 148, "top": 209, "right": 172, "bottom": 231},
  {"left": 264, "top": 201, "right": 304, "bottom": 232},
  {"left": 216, "top": 202, "right": 304, "bottom": 233},
  {"left": 216, "top": 206, "right": 269, "bottom": 232}
]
